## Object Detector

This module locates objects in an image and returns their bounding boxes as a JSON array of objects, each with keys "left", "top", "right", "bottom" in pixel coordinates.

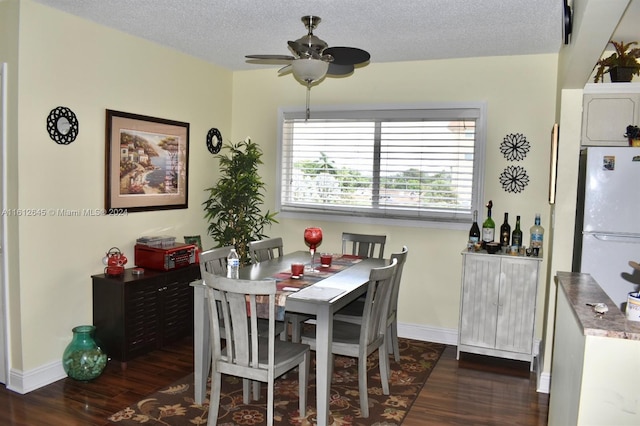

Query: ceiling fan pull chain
[{"left": 305, "top": 83, "right": 312, "bottom": 120}]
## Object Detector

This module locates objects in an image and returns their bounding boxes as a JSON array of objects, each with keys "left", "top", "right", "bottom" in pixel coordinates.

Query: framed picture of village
[{"left": 105, "top": 110, "right": 189, "bottom": 213}]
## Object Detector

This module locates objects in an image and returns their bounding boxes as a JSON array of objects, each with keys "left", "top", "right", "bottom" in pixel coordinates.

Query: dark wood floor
[{"left": 0, "top": 339, "right": 548, "bottom": 425}]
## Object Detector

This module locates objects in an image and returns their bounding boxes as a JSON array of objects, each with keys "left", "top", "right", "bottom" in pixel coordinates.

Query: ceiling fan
[{"left": 246, "top": 15, "right": 370, "bottom": 118}]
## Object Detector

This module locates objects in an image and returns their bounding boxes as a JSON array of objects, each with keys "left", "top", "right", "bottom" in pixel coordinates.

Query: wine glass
[{"left": 304, "top": 227, "right": 323, "bottom": 272}]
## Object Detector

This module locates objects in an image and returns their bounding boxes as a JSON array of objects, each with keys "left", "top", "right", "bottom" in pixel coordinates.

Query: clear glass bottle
[
  {"left": 512, "top": 215, "right": 523, "bottom": 249},
  {"left": 227, "top": 248, "right": 240, "bottom": 279},
  {"left": 481, "top": 200, "right": 495, "bottom": 247},
  {"left": 530, "top": 214, "right": 544, "bottom": 256},
  {"left": 500, "top": 212, "right": 511, "bottom": 249},
  {"left": 468, "top": 210, "right": 481, "bottom": 244}
]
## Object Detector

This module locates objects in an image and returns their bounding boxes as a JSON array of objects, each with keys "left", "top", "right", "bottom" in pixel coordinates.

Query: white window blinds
[{"left": 278, "top": 105, "right": 485, "bottom": 224}]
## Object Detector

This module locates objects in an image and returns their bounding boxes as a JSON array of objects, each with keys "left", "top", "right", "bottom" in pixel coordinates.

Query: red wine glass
[{"left": 304, "top": 227, "right": 323, "bottom": 272}]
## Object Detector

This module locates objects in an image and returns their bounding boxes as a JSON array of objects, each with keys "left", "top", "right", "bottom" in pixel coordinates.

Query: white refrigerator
[{"left": 572, "top": 147, "right": 640, "bottom": 309}]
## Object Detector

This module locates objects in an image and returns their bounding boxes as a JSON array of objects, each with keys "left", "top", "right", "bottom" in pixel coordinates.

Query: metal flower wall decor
[
  {"left": 499, "top": 132, "right": 531, "bottom": 193},
  {"left": 500, "top": 133, "right": 530, "bottom": 161},
  {"left": 499, "top": 165, "right": 530, "bottom": 193}
]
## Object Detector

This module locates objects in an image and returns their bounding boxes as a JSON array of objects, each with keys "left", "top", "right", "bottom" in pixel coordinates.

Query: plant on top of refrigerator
[{"left": 625, "top": 125, "right": 640, "bottom": 140}]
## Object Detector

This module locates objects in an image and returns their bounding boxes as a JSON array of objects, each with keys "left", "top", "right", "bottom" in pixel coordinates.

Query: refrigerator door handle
[{"left": 586, "top": 232, "right": 640, "bottom": 243}]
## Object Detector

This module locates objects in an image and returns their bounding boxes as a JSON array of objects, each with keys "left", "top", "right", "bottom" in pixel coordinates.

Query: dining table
[{"left": 191, "top": 250, "right": 386, "bottom": 426}]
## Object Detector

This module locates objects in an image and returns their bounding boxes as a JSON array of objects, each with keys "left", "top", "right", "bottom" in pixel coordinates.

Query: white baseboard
[
  {"left": 6, "top": 360, "right": 65, "bottom": 394},
  {"left": 397, "top": 322, "right": 458, "bottom": 346}
]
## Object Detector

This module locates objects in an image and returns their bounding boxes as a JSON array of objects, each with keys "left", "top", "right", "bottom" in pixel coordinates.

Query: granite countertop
[{"left": 556, "top": 271, "right": 640, "bottom": 340}]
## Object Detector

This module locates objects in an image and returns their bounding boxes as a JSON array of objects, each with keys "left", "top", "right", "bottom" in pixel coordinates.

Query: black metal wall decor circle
[
  {"left": 499, "top": 165, "right": 529, "bottom": 193},
  {"left": 206, "top": 128, "right": 222, "bottom": 154},
  {"left": 500, "top": 133, "right": 530, "bottom": 161},
  {"left": 46, "top": 106, "right": 79, "bottom": 145}
]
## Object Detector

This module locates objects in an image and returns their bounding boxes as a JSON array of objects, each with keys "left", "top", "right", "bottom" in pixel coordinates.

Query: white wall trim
[
  {"left": 6, "top": 360, "right": 65, "bottom": 395},
  {"left": 398, "top": 322, "right": 458, "bottom": 346}
]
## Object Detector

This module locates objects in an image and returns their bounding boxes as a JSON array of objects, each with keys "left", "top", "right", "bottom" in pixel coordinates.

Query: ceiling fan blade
[
  {"left": 327, "top": 63, "right": 354, "bottom": 76},
  {"left": 323, "top": 47, "right": 370, "bottom": 65},
  {"left": 278, "top": 64, "right": 292, "bottom": 75},
  {"left": 245, "top": 54, "right": 296, "bottom": 61},
  {"left": 288, "top": 40, "right": 320, "bottom": 59}
]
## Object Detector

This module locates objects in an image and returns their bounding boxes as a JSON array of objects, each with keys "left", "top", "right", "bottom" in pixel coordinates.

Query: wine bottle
[
  {"left": 500, "top": 212, "right": 511, "bottom": 248},
  {"left": 481, "top": 200, "right": 495, "bottom": 247},
  {"left": 512, "top": 215, "right": 523, "bottom": 249},
  {"left": 468, "top": 210, "right": 481, "bottom": 244},
  {"left": 530, "top": 214, "right": 544, "bottom": 256}
]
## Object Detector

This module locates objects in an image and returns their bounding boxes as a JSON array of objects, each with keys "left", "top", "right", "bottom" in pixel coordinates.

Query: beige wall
[
  {"left": 8, "top": 0, "right": 232, "bottom": 374},
  {"left": 231, "top": 55, "right": 558, "bottom": 331},
  {"left": 3, "top": 0, "right": 560, "bottom": 389}
]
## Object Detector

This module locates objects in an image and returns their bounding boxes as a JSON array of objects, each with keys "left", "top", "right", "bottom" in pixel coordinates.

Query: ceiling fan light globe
[{"left": 292, "top": 58, "right": 329, "bottom": 83}]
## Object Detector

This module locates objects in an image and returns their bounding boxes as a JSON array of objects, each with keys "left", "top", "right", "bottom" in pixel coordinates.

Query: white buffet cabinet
[{"left": 457, "top": 250, "right": 542, "bottom": 369}]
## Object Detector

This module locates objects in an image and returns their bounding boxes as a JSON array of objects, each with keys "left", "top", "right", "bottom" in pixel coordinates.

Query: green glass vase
[{"left": 62, "top": 325, "right": 107, "bottom": 381}]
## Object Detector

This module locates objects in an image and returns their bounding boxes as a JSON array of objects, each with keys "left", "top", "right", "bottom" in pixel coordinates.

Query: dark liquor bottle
[
  {"left": 481, "top": 200, "right": 495, "bottom": 247},
  {"left": 512, "top": 215, "right": 523, "bottom": 248},
  {"left": 500, "top": 212, "right": 511, "bottom": 248},
  {"left": 469, "top": 210, "right": 481, "bottom": 244}
]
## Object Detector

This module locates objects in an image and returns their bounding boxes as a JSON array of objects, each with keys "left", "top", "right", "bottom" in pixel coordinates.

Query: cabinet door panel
[
  {"left": 460, "top": 255, "right": 501, "bottom": 348},
  {"left": 582, "top": 94, "right": 637, "bottom": 146},
  {"left": 160, "top": 280, "right": 193, "bottom": 343},
  {"left": 496, "top": 258, "right": 538, "bottom": 353},
  {"left": 125, "top": 282, "right": 159, "bottom": 351}
]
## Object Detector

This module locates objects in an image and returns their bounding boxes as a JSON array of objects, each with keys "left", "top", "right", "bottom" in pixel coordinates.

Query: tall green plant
[{"left": 203, "top": 137, "right": 278, "bottom": 265}]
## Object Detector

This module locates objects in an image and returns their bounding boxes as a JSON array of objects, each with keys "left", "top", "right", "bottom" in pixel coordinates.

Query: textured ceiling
[{"left": 32, "top": 0, "right": 569, "bottom": 71}]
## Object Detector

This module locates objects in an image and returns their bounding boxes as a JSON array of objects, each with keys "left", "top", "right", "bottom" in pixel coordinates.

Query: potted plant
[
  {"left": 203, "top": 137, "right": 278, "bottom": 265},
  {"left": 594, "top": 41, "right": 640, "bottom": 83},
  {"left": 625, "top": 125, "right": 640, "bottom": 147}
]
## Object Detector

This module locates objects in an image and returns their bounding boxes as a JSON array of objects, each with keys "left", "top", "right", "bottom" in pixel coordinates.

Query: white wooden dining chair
[
  {"left": 334, "top": 246, "right": 408, "bottom": 364},
  {"left": 199, "top": 246, "right": 234, "bottom": 277},
  {"left": 199, "top": 245, "right": 286, "bottom": 399},
  {"left": 248, "top": 237, "right": 284, "bottom": 263},
  {"left": 342, "top": 232, "right": 386, "bottom": 259},
  {"left": 203, "top": 271, "right": 310, "bottom": 426},
  {"left": 301, "top": 258, "right": 397, "bottom": 418}
]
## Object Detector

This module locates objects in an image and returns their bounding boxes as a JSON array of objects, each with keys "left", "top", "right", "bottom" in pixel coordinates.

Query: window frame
[{"left": 276, "top": 102, "right": 486, "bottom": 230}]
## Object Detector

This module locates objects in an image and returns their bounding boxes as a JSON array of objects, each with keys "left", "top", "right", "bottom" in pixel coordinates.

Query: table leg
[
  {"left": 314, "top": 305, "right": 333, "bottom": 426},
  {"left": 193, "top": 285, "right": 210, "bottom": 405}
]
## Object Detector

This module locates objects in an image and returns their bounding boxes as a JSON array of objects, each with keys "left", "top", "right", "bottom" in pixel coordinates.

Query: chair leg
[
  {"left": 208, "top": 371, "right": 222, "bottom": 424},
  {"left": 242, "top": 379, "right": 251, "bottom": 404},
  {"left": 291, "top": 317, "right": 302, "bottom": 343},
  {"left": 358, "top": 355, "right": 369, "bottom": 418},
  {"left": 390, "top": 321, "right": 400, "bottom": 362},
  {"left": 299, "top": 352, "right": 309, "bottom": 417},
  {"left": 267, "top": 379, "right": 275, "bottom": 426},
  {"left": 252, "top": 380, "right": 260, "bottom": 401},
  {"left": 379, "top": 346, "right": 390, "bottom": 395}
]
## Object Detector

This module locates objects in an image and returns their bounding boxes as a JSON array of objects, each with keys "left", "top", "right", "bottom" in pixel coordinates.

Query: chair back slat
[{"left": 342, "top": 232, "right": 386, "bottom": 259}]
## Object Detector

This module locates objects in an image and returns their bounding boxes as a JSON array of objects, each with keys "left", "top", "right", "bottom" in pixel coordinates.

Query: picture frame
[
  {"left": 549, "top": 123, "right": 559, "bottom": 204},
  {"left": 105, "top": 110, "right": 189, "bottom": 213},
  {"left": 183, "top": 235, "right": 202, "bottom": 250}
]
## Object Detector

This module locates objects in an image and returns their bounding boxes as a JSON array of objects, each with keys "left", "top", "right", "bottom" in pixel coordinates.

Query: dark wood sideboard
[{"left": 92, "top": 265, "right": 200, "bottom": 368}]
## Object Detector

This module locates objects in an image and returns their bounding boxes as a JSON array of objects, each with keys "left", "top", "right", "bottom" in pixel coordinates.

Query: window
[{"left": 277, "top": 104, "right": 486, "bottom": 227}]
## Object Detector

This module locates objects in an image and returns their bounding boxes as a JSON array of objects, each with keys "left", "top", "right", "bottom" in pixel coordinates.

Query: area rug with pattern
[{"left": 108, "top": 338, "right": 445, "bottom": 425}]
